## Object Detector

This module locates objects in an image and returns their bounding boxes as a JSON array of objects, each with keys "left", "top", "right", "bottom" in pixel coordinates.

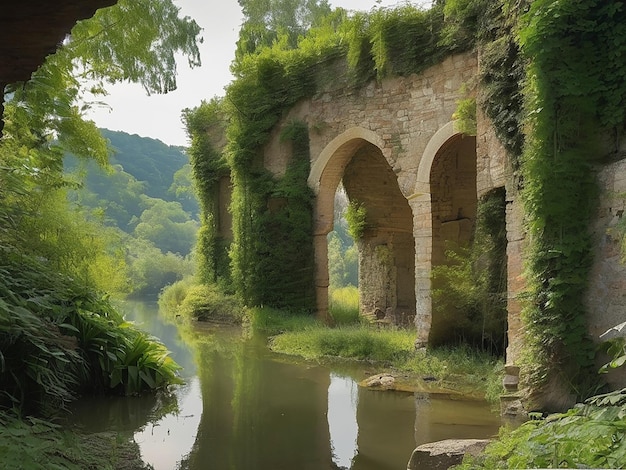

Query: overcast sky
[{"left": 85, "top": 0, "right": 424, "bottom": 147}]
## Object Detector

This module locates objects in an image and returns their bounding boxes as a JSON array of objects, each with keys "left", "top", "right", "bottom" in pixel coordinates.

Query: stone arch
[
  {"left": 409, "top": 121, "right": 478, "bottom": 346},
  {"left": 310, "top": 127, "right": 413, "bottom": 323}
]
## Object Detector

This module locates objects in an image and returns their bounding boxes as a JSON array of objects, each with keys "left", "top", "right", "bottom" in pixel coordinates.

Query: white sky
[{"left": 85, "top": 0, "right": 426, "bottom": 147}]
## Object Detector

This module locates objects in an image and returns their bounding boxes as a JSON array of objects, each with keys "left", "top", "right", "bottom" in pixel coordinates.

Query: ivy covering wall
[{"left": 516, "top": 0, "right": 626, "bottom": 404}]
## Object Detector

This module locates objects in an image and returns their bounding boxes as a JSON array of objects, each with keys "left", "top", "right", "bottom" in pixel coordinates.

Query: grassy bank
[{"left": 249, "top": 307, "right": 504, "bottom": 403}]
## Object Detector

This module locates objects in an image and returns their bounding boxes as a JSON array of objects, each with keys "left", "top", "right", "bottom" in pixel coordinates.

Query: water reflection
[
  {"left": 67, "top": 301, "right": 502, "bottom": 470},
  {"left": 328, "top": 373, "right": 359, "bottom": 469}
]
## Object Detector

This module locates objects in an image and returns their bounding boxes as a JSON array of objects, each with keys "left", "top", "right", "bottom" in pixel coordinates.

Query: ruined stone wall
[{"left": 587, "top": 153, "right": 626, "bottom": 388}]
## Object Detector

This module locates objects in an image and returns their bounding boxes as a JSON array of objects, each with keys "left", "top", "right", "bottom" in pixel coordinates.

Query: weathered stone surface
[
  {"left": 586, "top": 154, "right": 626, "bottom": 390},
  {"left": 407, "top": 439, "right": 491, "bottom": 470},
  {"left": 361, "top": 373, "right": 396, "bottom": 390}
]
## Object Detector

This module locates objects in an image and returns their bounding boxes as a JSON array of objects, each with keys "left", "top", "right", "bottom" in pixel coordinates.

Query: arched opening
[
  {"left": 343, "top": 142, "right": 416, "bottom": 324},
  {"left": 312, "top": 129, "right": 415, "bottom": 325},
  {"left": 429, "top": 133, "right": 486, "bottom": 346}
]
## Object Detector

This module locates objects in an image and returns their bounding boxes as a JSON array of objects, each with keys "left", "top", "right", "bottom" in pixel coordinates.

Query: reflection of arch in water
[
  {"left": 310, "top": 127, "right": 415, "bottom": 324},
  {"left": 327, "top": 373, "right": 359, "bottom": 468}
]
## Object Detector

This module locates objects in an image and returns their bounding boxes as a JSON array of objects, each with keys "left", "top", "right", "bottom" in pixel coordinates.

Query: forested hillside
[{"left": 64, "top": 129, "right": 199, "bottom": 297}]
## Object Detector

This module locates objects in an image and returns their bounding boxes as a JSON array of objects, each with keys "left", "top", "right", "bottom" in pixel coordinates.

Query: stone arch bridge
[{"left": 258, "top": 51, "right": 518, "bottom": 359}]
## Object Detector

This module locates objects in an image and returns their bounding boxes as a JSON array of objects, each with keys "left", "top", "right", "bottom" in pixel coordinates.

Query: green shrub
[
  {"left": 0, "top": 245, "right": 182, "bottom": 415},
  {"left": 158, "top": 277, "right": 195, "bottom": 315},
  {"left": 178, "top": 284, "right": 245, "bottom": 323},
  {"left": 454, "top": 389, "right": 626, "bottom": 469}
]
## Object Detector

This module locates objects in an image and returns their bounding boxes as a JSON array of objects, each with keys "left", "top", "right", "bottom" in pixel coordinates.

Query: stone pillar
[
  {"left": 410, "top": 191, "right": 432, "bottom": 348},
  {"left": 314, "top": 233, "right": 330, "bottom": 323},
  {"left": 505, "top": 186, "right": 525, "bottom": 368},
  {"left": 359, "top": 241, "right": 396, "bottom": 316}
]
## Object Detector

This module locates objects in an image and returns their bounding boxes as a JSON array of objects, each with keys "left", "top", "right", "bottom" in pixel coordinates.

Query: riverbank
[{"left": 246, "top": 306, "right": 505, "bottom": 404}]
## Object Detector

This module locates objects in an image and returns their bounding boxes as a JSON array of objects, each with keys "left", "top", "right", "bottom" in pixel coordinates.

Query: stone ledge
[{"left": 407, "top": 438, "right": 491, "bottom": 470}]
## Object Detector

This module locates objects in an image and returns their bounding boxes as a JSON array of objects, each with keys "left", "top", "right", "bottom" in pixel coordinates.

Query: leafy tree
[
  {"left": 235, "top": 0, "right": 332, "bottom": 59},
  {"left": 169, "top": 163, "right": 200, "bottom": 217},
  {"left": 126, "top": 238, "right": 195, "bottom": 297},
  {"left": 133, "top": 198, "right": 198, "bottom": 256}
]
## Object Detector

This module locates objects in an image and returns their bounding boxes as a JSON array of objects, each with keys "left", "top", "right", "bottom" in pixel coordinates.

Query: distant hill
[
  {"left": 65, "top": 129, "right": 199, "bottom": 230},
  {"left": 100, "top": 129, "right": 188, "bottom": 201}
]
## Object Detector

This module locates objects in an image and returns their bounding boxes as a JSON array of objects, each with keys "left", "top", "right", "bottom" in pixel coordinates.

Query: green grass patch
[
  {"left": 270, "top": 325, "right": 414, "bottom": 362},
  {"left": 269, "top": 325, "right": 504, "bottom": 402},
  {"left": 329, "top": 286, "right": 360, "bottom": 325},
  {"left": 245, "top": 306, "right": 320, "bottom": 336}
]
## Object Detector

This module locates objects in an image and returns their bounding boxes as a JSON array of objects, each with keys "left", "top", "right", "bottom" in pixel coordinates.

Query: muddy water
[{"left": 67, "top": 301, "right": 502, "bottom": 470}]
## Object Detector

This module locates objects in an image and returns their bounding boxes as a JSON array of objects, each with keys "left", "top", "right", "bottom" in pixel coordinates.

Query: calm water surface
[{"left": 68, "top": 301, "right": 502, "bottom": 470}]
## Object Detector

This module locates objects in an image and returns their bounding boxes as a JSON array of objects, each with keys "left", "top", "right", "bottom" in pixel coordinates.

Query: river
[{"left": 67, "top": 300, "right": 503, "bottom": 470}]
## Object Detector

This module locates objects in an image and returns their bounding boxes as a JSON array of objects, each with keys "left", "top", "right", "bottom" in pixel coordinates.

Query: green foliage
[
  {"left": 329, "top": 285, "right": 360, "bottom": 326},
  {"left": 478, "top": 36, "right": 525, "bottom": 158},
  {"left": 0, "top": 247, "right": 182, "bottom": 415},
  {"left": 64, "top": 130, "right": 200, "bottom": 297},
  {"left": 182, "top": 99, "right": 231, "bottom": 285},
  {"left": 67, "top": 0, "right": 201, "bottom": 95},
  {"left": 345, "top": 200, "right": 368, "bottom": 240},
  {"left": 126, "top": 238, "right": 195, "bottom": 298},
  {"left": 0, "top": 412, "right": 149, "bottom": 470},
  {"left": 599, "top": 337, "right": 626, "bottom": 374},
  {"left": 157, "top": 277, "right": 196, "bottom": 316},
  {"left": 133, "top": 198, "right": 198, "bottom": 256},
  {"left": 365, "top": 5, "right": 450, "bottom": 79},
  {"left": 235, "top": 0, "right": 332, "bottom": 58},
  {"left": 441, "top": 0, "right": 504, "bottom": 46},
  {"left": 432, "top": 189, "right": 507, "bottom": 353},
  {"left": 228, "top": 118, "right": 315, "bottom": 310},
  {"left": 514, "top": 0, "right": 626, "bottom": 401},
  {"left": 177, "top": 284, "right": 245, "bottom": 323},
  {"left": 245, "top": 306, "right": 321, "bottom": 336},
  {"left": 65, "top": 130, "right": 196, "bottom": 230},
  {"left": 454, "top": 389, "right": 626, "bottom": 469},
  {"left": 452, "top": 95, "right": 477, "bottom": 136}
]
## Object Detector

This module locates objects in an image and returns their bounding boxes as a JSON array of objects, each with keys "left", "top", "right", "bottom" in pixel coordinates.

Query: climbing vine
[
  {"left": 516, "top": 0, "right": 626, "bottom": 403},
  {"left": 182, "top": 98, "right": 231, "bottom": 285}
]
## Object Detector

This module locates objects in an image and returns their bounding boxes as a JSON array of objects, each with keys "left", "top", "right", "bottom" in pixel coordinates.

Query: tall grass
[
  {"left": 329, "top": 285, "right": 360, "bottom": 325},
  {"left": 245, "top": 306, "right": 320, "bottom": 336}
]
